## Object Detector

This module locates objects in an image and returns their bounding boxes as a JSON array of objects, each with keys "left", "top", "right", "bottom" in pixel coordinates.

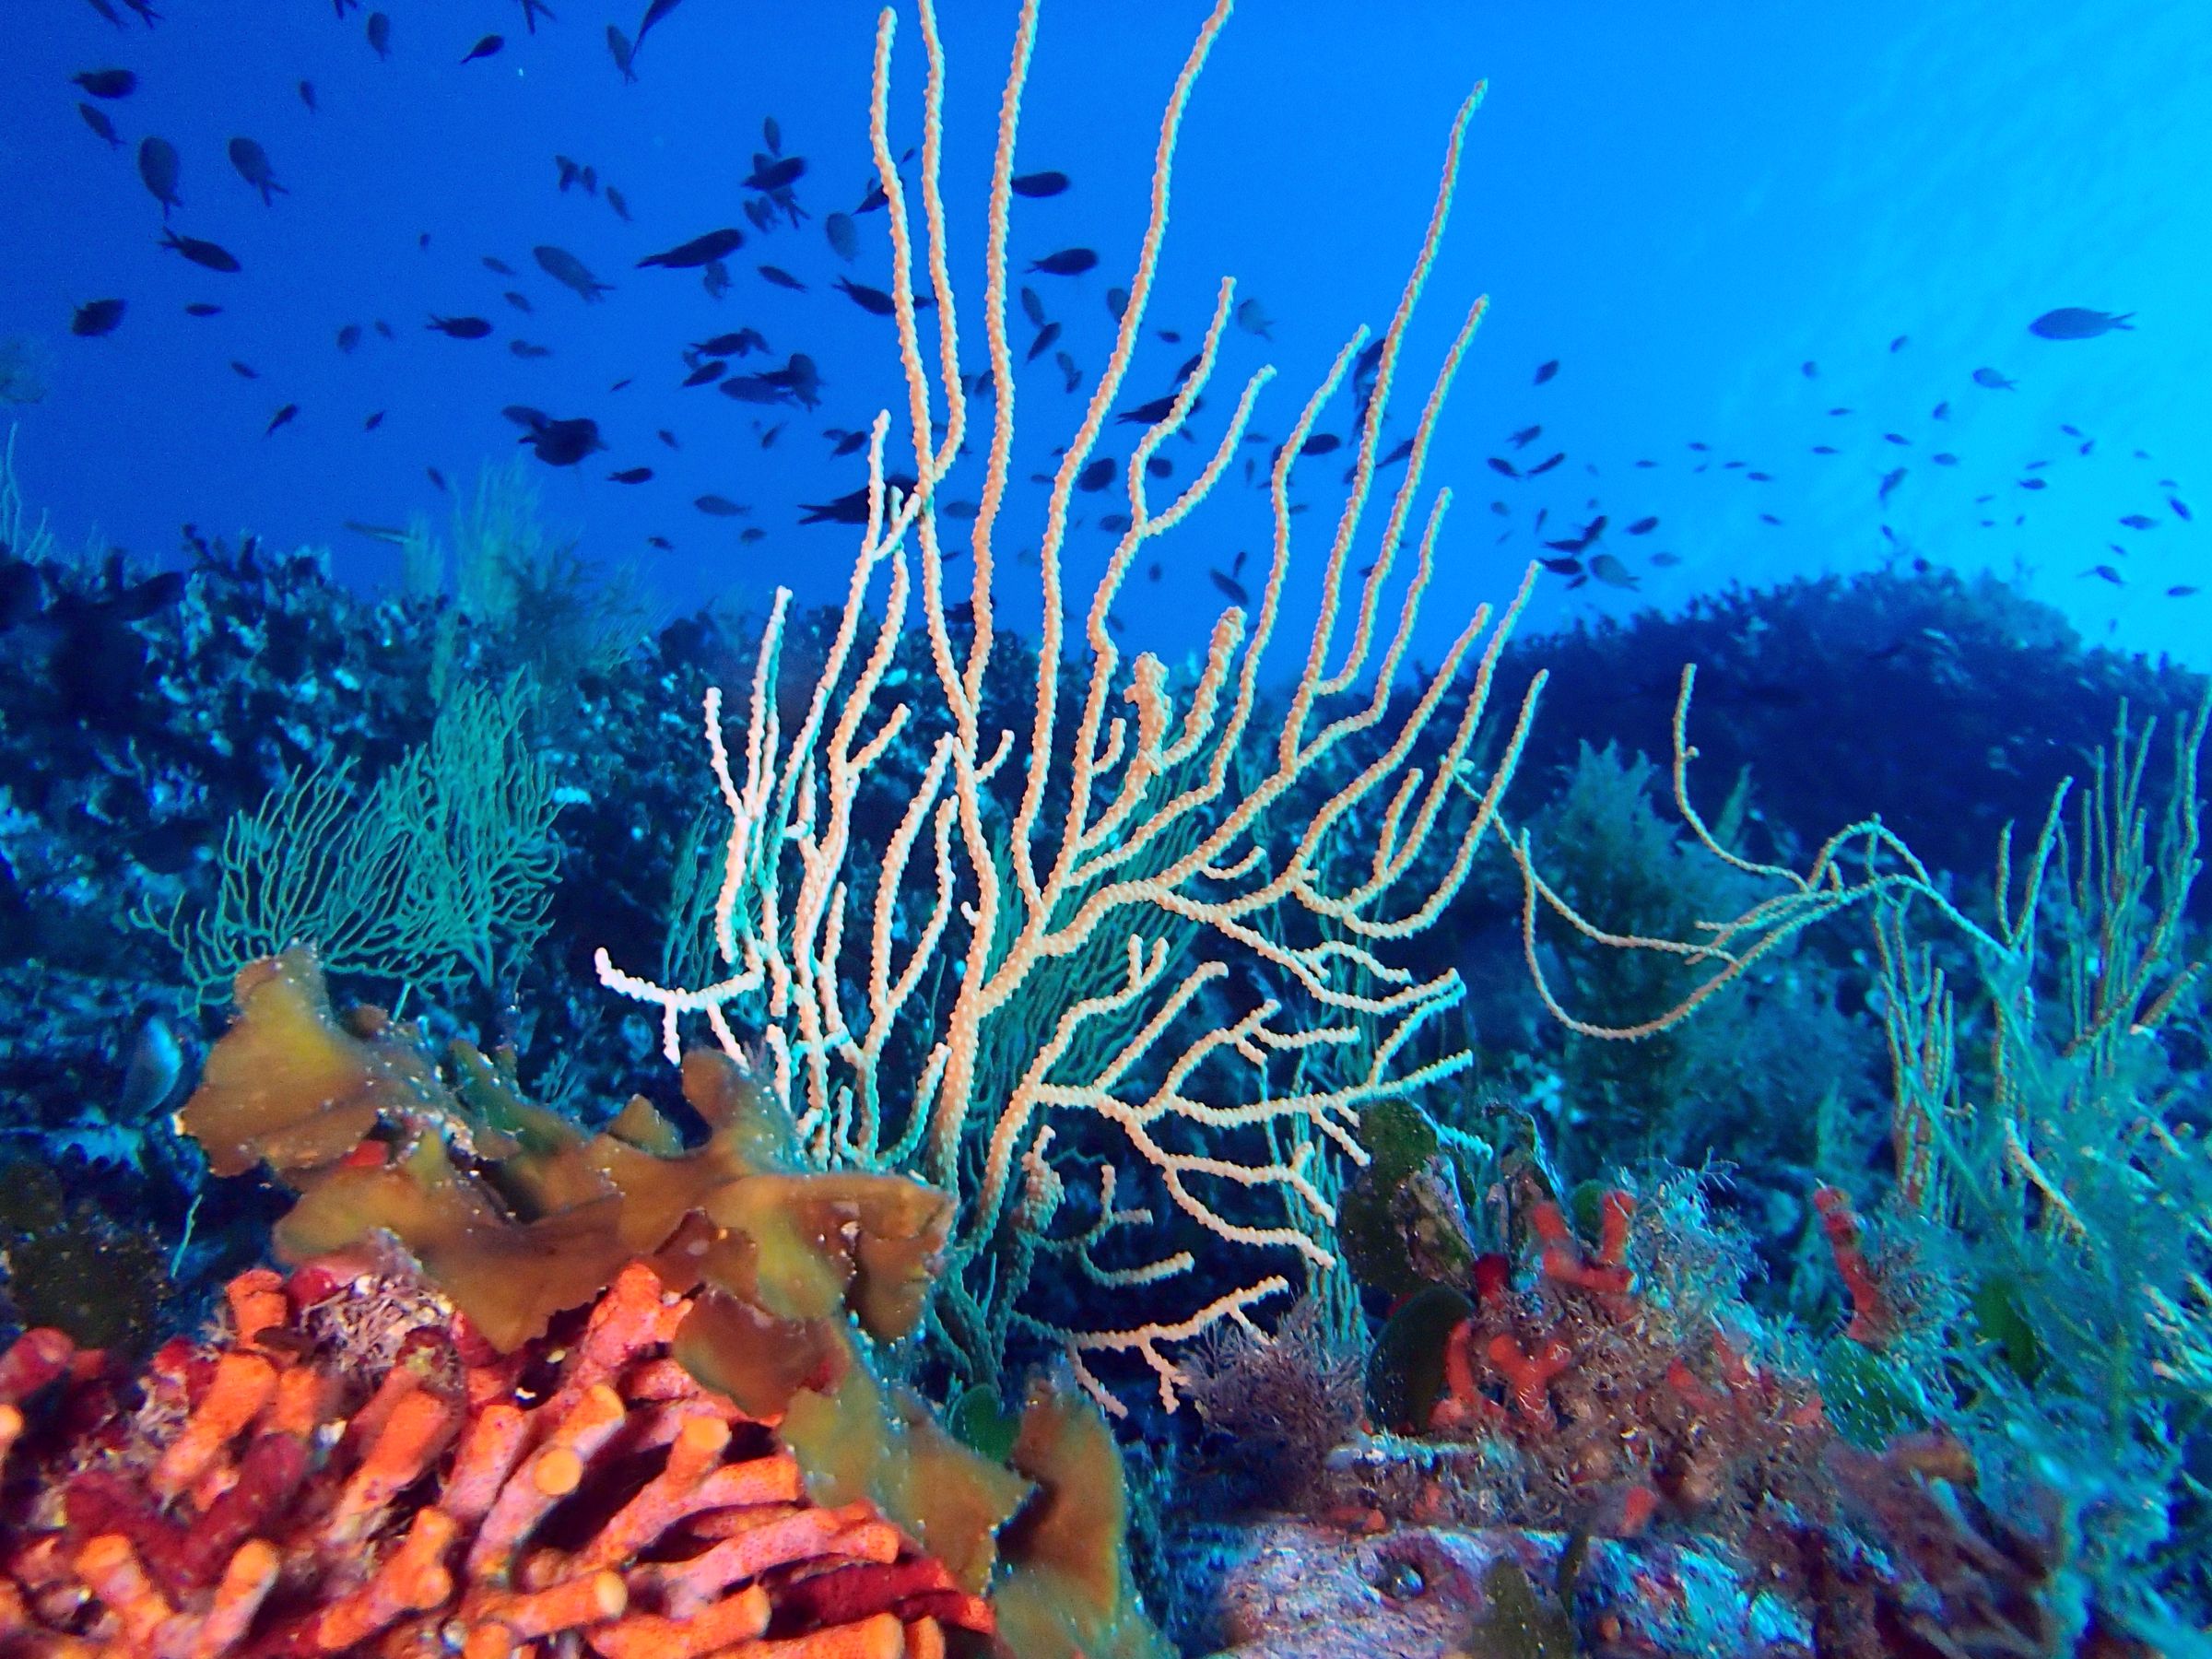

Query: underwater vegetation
[{"left": 0, "top": 2, "right": 2206, "bottom": 1657}]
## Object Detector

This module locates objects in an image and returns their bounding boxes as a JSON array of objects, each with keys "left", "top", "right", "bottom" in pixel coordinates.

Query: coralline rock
[{"left": 1178, "top": 1516, "right": 1810, "bottom": 1659}]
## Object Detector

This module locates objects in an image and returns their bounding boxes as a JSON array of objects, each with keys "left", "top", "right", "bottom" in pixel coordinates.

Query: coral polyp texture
[{"left": 0, "top": 1259, "right": 971, "bottom": 1658}]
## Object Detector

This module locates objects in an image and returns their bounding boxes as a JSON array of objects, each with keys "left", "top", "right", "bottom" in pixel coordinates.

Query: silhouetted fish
[
  {"left": 607, "top": 25, "right": 636, "bottom": 81},
  {"left": 299, "top": 78, "right": 316, "bottom": 112},
  {"left": 632, "top": 0, "right": 691, "bottom": 58},
  {"left": 2029, "top": 307, "right": 2133, "bottom": 339},
  {"left": 1971, "top": 368, "right": 2016, "bottom": 390},
  {"left": 461, "top": 34, "right": 503, "bottom": 63},
  {"left": 759, "top": 265, "right": 805, "bottom": 290},
  {"left": 71, "top": 299, "right": 125, "bottom": 336},
  {"left": 608, "top": 465, "right": 653, "bottom": 483},
  {"left": 1011, "top": 171, "right": 1069, "bottom": 197},
  {"left": 639, "top": 229, "right": 744, "bottom": 268},
  {"left": 1029, "top": 248, "right": 1098, "bottom": 276},
  {"left": 137, "top": 135, "right": 181, "bottom": 216},
  {"left": 743, "top": 155, "right": 805, "bottom": 193},
  {"left": 518, "top": 413, "right": 605, "bottom": 466},
  {"left": 366, "top": 11, "right": 390, "bottom": 58},
  {"left": 265, "top": 403, "right": 299, "bottom": 435},
  {"left": 1533, "top": 359, "right": 1559, "bottom": 384},
  {"left": 1209, "top": 569, "right": 1250, "bottom": 604},
  {"left": 78, "top": 102, "right": 122, "bottom": 147},
  {"left": 74, "top": 68, "right": 136, "bottom": 98},
  {"left": 834, "top": 276, "right": 896, "bottom": 316},
  {"left": 228, "top": 136, "right": 285, "bottom": 204},
  {"left": 427, "top": 315, "right": 492, "bottom": 338},
  {"left": 159, "top": 229, "right": 238, "bottom": 272},
  {"left": 535, "top": 244, "right": 613, "bottom": 301}
]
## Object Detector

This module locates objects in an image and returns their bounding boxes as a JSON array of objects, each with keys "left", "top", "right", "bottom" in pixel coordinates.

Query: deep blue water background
[{"left": 2, "top": 0, "right": 2206, "bottom": 672}]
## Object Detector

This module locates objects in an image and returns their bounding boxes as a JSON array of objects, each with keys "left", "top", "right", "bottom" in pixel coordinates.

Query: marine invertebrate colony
[
  {"left": 0, "top": 1258, "right": 985, "bottom": 1657},
  {"left": 595, "top": 0, "right": 1543, "bottom": 1413}
]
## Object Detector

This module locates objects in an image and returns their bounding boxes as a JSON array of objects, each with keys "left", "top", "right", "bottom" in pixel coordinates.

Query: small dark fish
[
  {"left": 2171, "top": 498, "right": 2193, "bottom": 522},
  {"left": 1972, "top": 368, "right": 2016, "bottom": 390},
  {"left": 657, "top": 429, "right": 679, "bottom": 448},
  {"left": 527, "top": 417, "right": 604, "bottom": 466},
  {"left": 227, "top": 136, "right": 285, "bottom": 205},
  {"left": 1625, "top": 515, "right": 1659, "bottom": 535},
  {"left": 364, "top": 410, "right": 384, "bottom": 429},
  {"left": 427, "top": 315, "right": 492, "bottom": 339},
  {"left": 1747, "top": 470, "right": 1773, "bottom": 481},
  {"left": 828, "top": 429, "right": 865, "bottom": 457},
  {"left": 1486, "top": 457, "right": 1518, "bottom": 477},
  {"left": 1027, "top": 322, "right": 1063, "bottom": 361},
  {"left": 647, "top": 535, "right": 674, "bottom": 550},
  {"left": 2169, "top": 586, "right": 2199, "bottom": 598},
  {"left": 835, "top": 276, "right": 896, "bottom": 316},
  {"left": 1881, "top": 433, "right": 1909, "bottom": 445},
  {"left": 633, "top": 0, "right": 693, "bottom": 58},
  {"left": 298, "top": 78, "right": 316, "bottom": 112},
  {"left": 681, "top": 360, "right": 726, "bottom": 387},
  {"left": 695, "top": 494, "right": 742, "bottom": 516},
  {"left": 461, "top": 33, "right": 503, "bottom": 63},
  {"left": 71, "top": 298, "right": 125, "bottom": 336},
  {"left": 608, "top": 466, "right": 653, "bottom": 483},
  {"left": 2085, "top": 565, "right": 2124, "bottom": 585},
  {"left": 1381, "top": 437, "right": 1414, "bottom": 467},
  {"left": 1510, "top": 424, "right": 1542, "bottom": 448},
  {"left": 1029, "top": 248, "right": 1098, "bottom": 276},
  {"left": 1588, "top": 553, "right": 1638, "bottom": 590},
  {"left": 1930, "top": 452, "right": 1957, "bottom": 465},
  {"left": 1077, "top": 457, "right": 1115, "bottom": 492},
  {"left": 1533, "top": 359, "right": 1559, "bottom": 384},
  {"left": 265, "top": 403, "right": 299, "bottom": 435},
  {"left": 159, "top": 228, "right": 238, "bottom": 272},
  {"left": 229, "top": 359, "right": 256, "bottom": 378},
  {"left": 1649, "top": 551, "right": 1681, "bottom": 568},
  {"left": 73, "top": 68, "right": 137, "bottom": 99},
  {"left": 609, "top": 376, "right": 632, "bottom": 391},
  {"left": 515, "top": 0, "right": 555, "bottom": 35},
  {"left": 428, "top": 466, "right": 448, "bottom": 491},
  {"left": 182, "top": 301, "right": 220, "bottom": 316},
  {"left": 476, "top": 255, "right": 513, "bottom": 276},
  {"left": 2018, "top": 477, "right": 2047, "bottom": 491},
  {"left": 78, "top": 102, "right": 122, "bottom": 146},
  {"left": 1878, "top": 466, "right": 1906, "bottom": 504},
  {"left": 1524, "top": 452, "right": 1565, "bottom": 477},
  {"left": 1800, "top": 360, "right": 1818, "bottom": 378},
  {"left": 1010, "top": 171, "right": 1070, "bottom": 197},
  {"left": 607, "top": 25, "right": 636, "bottom": 81},
  {"left": 2118, "top": 513, "right": 2158, "bottom": 529},
  {"left": 758, "top": 264, "right": 806, "bottom": 290},
  {"left": 606, "top": 187, "right": 631, "bottom": 222},
  {"left": 1209, "top": 569, "right": 1250, "bottom": 605},
  {"left": 137, "top": 135, "right": 181, "bottom": 216},
  {"left": 824, "top": 212, "right": 859, "bottom": 264},
  {"left": 1300, "top": 433, "right": 1341, "bottom": 456},
  {"left": 2029, "top": 307, "right": 2133, "bottom": 340},
  {"left": 366, "top": 11, "right": 390, "bottom": 58},
  {"left": 1811, "top": 445, "right": 1838, "bottom": 455},
  {"left": 535, "top": 244, "right": 613, "bottom": 301},
  {"left": 1932, "top": 401, "right": 1949, "bottom": 420},
  {"left": 800, "top": 477, "right": 913, "bottom": 525},
  {"left": 1537, "top": 556, "right": 1583, "bottom": 576},
  {"left": 743, "top": 155, "right": 806, "bottom": 193},
  {"left": 503, "top": 291, "right": 533, "bottom": 312},
  {"left": 509, "top": 340, "right": 551, "bottom": 359},
  {"left": 639, "top": 228, "right": 744, "bottom": 269},
  {"left": 1888, "top": 335, "right": 1908, "bottom": 352}
]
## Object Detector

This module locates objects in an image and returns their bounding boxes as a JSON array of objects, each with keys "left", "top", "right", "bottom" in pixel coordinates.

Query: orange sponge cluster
[{"left": 0, "top": 1258, "right": 985, "bottom": 1658}]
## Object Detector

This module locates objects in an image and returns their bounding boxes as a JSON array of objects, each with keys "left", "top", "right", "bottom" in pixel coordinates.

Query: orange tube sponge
[{"left": 0, "top": 1259, "right": 1004, "bottom": 1657}]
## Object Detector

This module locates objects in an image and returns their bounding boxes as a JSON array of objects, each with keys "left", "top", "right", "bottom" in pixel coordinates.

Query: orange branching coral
[{"left": 0, "top": 1257, "right": 982, "bottom": 1657}]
